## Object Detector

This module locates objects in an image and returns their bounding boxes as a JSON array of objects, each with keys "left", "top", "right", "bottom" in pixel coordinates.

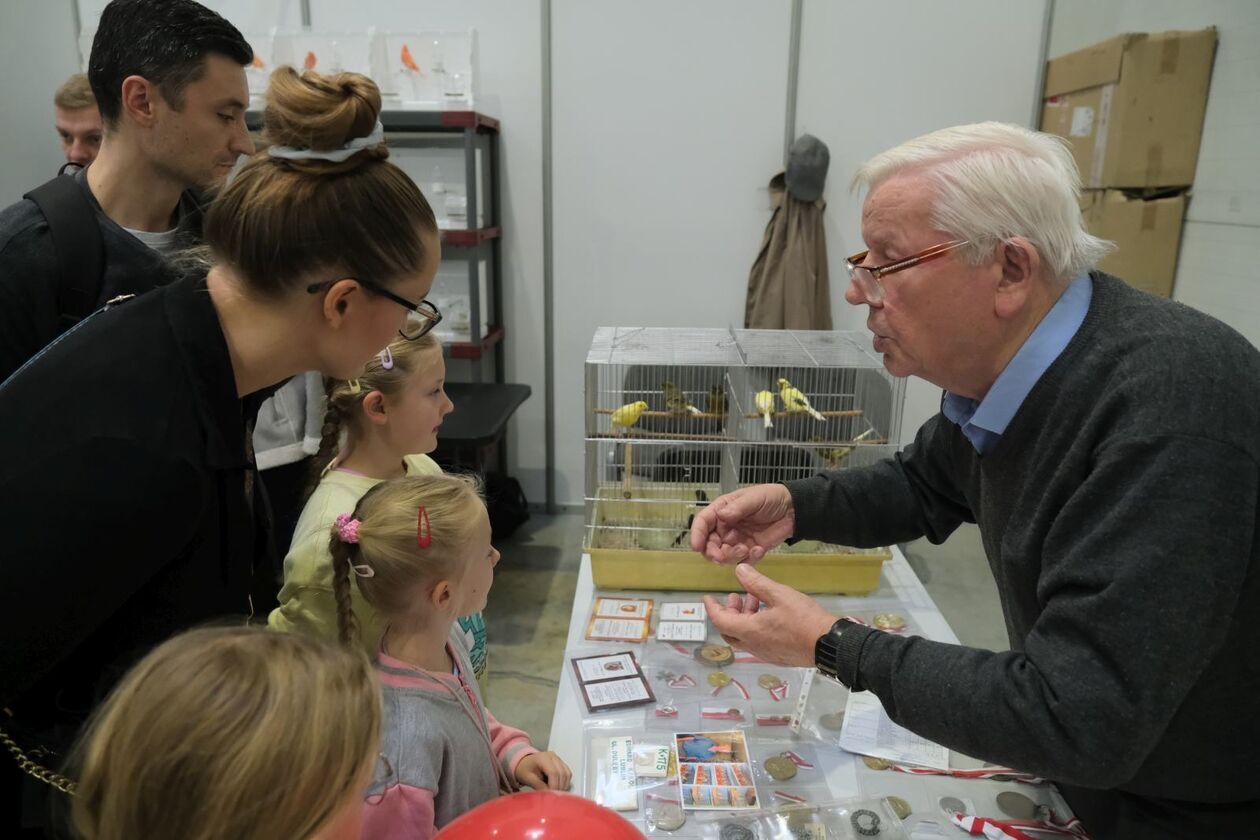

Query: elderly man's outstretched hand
[
  {"left": 688, "top": 484, "right": 796, "bottom": 565},
  {"left": 703, "top": 563, "right": 837, "bottom": 668}
]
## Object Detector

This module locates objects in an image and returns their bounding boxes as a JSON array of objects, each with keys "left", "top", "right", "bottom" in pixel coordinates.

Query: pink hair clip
[
  {"left": 334, "top": 512, "right": 361, "bottom": 544},
  {"left": 379, "top": 347, "right": 394, "bottom": 370},
  {"left": 416, "top": 505, "right": 432, "bottom": 549}
]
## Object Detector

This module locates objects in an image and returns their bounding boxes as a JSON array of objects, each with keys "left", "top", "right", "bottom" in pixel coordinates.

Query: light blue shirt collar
[{"left": 943, "top": 273, "right": 1092, "bottom": 455}]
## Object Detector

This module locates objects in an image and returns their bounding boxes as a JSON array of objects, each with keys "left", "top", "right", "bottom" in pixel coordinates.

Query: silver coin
[
  {"left": 939, "top": 796, "right": 968, "bottom": 816},
  {"left": 651, "top": 801, "right": 686, "bottom": 831},
  {"left": 996, "top": 791, "right": 1038, "bottom": 820}
]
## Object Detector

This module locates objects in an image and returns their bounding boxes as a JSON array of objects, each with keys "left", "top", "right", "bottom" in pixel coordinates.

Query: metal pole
[
  {"left": 1032, "top": 0, "right": 1055, "bottom": 128},
  {"left": 783, "top": 0, "right": 803, "bottom": 166},
  {"left": 300, "top": 0, "right": 312, "bottom": 28},
  {"left": 542, "top": 0, "right": 557, "bottom": 513}
]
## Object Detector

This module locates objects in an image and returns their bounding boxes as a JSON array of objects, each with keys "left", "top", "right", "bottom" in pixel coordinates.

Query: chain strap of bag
[{"left": 0, "top": 713, "right": 77, "bottom": 795}]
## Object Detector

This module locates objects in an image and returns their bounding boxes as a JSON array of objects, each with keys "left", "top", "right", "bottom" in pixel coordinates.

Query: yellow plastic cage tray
[{"left": 585, "top": 485, "right": 890, "bottom": 594}]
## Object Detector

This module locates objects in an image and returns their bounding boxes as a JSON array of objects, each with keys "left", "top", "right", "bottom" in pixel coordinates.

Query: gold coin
[
  {"left": 862, "top": 755, "right": 893, "bottom": 771},
  {"left": 707, "top": 670, "right": 732, "bottom": 687},
  {"left": 873, "top": 612, "right": 906, "bottom": 631},
  {"left": 697, "top": 643, "right": 734, "bottom": 665},
  {"left": 885, "top": 796, "right": 912, "bottom": 820},
  {"left": 818, "top": 711, "right": 845, "bottom": 731},
  {"left": 757, "top": 673, "right": 784, "bottom": 689},
  {"left": 763, "top": 755, "right": 797, "bottom": 781}
]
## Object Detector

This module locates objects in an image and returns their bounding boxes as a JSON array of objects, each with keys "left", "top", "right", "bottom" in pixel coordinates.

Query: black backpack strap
[{"left": 23, "top": 175, "right": 106, "bottom": 330}]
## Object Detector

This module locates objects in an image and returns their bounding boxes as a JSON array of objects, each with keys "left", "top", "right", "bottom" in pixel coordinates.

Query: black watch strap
[{"left": 815, "top": 618, "right": 866, "bottom": 688}]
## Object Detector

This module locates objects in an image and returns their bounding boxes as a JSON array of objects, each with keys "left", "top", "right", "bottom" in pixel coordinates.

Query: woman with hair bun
[{"left": 0, "top": 67, "right": 441, "bottom": 815}]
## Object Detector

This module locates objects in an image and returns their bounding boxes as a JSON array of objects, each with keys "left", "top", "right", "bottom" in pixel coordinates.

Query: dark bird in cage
[
  {"left": 662, "top": 381, "right": 702, "bottom": 416},
  {"left": 706, "top": 384, "right": 728, "bottom": 418}
]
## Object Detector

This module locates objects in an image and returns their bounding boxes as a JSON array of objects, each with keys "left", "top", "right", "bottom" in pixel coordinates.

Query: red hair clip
[{"left": 417, "top": 505, "right": 432, "bottom": 548}]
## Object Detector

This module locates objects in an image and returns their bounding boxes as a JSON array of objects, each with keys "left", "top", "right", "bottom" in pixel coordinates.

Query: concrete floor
[{"left": 483, "top": 514, "right": 1008, "bottom": 749}]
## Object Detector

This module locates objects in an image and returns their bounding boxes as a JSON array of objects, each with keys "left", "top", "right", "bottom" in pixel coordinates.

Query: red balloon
[{"left": 434, "top": 791, "right": 645, "bottom": 839}]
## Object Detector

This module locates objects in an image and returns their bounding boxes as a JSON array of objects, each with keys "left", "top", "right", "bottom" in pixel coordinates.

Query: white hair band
[{"left": 267, "top": 121, "right": 385, "bottom": 163}]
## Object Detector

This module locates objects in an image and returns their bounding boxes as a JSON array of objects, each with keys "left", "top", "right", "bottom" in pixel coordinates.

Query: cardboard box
[
  {"left": 1080, "top": 189, "right": 1188, "bottom": 298},
  {"left": 1041, "top": 29, "right": 1217, "bottom": 189}
]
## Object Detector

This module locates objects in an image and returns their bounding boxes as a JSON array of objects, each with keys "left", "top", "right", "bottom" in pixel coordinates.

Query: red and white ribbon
[
  {"left": 701, "top": 708, "right": 745, "bottom": 721},
  {"left": 949, "top": 813, "right": 1037, "bottom": 840},
  {"left": 767, "top": 682, "right": 789, "bottom": 702},
  {"left": 883, "top": 762, "right": 1044, "bottom": 784},
  {"left": 644, "top": 792, "right": 680, "bottom": 805},
  {"left": 667, "top": 674, "right": 696, "bottom": 688},
  {"left": 710, "top": 678, "right": 750, "bottom": 700},
  {"left": 783, "top": 750, "right": 814, "bottom": 769},
  {"left": 755, "top": 713, "right": 791, "bottom": 726},
  {"left": 773, "top": 790, "right": 807, "bottom": 804},
  {"left": 654, "top": 704, "right": 679, "bottom": 718},
  {"left": 949, "top": 812, "right": 1089, "bottom": 840}
]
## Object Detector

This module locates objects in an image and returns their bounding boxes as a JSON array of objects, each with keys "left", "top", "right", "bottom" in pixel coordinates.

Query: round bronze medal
[
  {"left": 707, "top": 670, "right": 732, "bottom": 687},
  {"left": 697, "top": 644, "right": 734, "bottom": 666},
  {"left": 872, "top": 612, "right": 907, "bottom": 631},
  {"left": 764, "top": 755, "right": 797, "bottom": 781},
  {"left": 818, "top": 711, "right": 845, "bottom": 731},
  {"left": 861, "top": 755, "right": 893, "bottom": 771},
  {"left": 757, "top": 673, "right": 784, "bottom": 689},
  {"left": 885, "top": 796, "right": 912, "bottom": 819}
]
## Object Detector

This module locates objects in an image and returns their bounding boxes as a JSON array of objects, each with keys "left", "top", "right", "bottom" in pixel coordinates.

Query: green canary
[
  {"left": 662, "top": 381, "right": 701, "bottom": 416},
  {"left": 706, "top": 384, "right": 728, "bottom": 417}
]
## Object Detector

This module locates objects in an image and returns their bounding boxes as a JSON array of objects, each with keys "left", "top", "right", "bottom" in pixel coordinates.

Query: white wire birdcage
[{"left": 583, "top": 327, "right": 905, "bottom": 560}]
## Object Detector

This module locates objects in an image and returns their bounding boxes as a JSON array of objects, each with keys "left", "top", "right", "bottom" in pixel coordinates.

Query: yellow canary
[
  {"left": 777, "top": 377, "right": 824, "bottom": 421},
  {"left": 610, "top": 400, "right": 649, "bottom": 430},
  {"left": 754, "top": 390, "right": 776, "bottom": 429},
  {"left": 662, "top": 382, "right": 701, "bottom": 416}
]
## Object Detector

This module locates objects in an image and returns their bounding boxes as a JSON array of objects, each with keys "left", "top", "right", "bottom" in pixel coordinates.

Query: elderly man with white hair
[{"left": 691, "top": 122, "right": 1260, "bottom": 838}]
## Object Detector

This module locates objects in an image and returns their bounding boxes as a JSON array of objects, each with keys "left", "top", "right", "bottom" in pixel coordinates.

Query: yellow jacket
[{"left": 268, "top": 454, "right": 443, "bottom": 654}]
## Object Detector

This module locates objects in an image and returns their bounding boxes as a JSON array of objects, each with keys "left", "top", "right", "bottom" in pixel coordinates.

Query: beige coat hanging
[{"left": 744, "top": 173, "right": 832, "bottom": 330}]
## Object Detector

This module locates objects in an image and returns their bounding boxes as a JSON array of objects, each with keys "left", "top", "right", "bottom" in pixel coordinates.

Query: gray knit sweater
[{"left": 787, "top": 273, "right": 1260, "bottom": 836}]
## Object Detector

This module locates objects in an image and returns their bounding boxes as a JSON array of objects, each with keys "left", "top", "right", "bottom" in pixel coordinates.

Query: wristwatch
[{"left": 815, "top": 618, "right": 860, "bottom": 685}]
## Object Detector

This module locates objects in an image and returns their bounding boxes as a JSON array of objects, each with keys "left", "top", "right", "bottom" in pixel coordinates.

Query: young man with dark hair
[{"left": 0, "top": 0, "right": 254, "bottom": 384}]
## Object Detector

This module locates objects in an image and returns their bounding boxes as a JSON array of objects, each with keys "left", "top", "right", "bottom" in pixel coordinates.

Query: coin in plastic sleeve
[
  {"left": 764, "top": 755, "right": 797, "bottom": 781},
  {"left": 697, "top": 644, "right": 734, "bottom": 666},
  {"left": 649, "top": 801, "right": 686, "bottom": 831},
  {"left": 885, "top": 796, "right": 912, "bottom": 819},
  {"left": 707, "top": 670, "right": 732, "bottom": 687},
  {"left": 861, "top": 755, "right": 893, "bottom": 771},
  {"left": 818, "top": 711, "right": 845, "bottom": 731},
  {"left": 872, "top": 612, "right": 906, "bottom": 631},
  {"left": 996, "top": 791, "right": 1038, "bottom": 820},
  {"left": 757, "top": 673, "right": 784, "bottom": 689}
]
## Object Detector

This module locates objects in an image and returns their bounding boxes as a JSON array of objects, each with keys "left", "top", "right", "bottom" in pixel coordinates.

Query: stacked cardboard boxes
[{"left": 1040, "top": 28, "right": 1218, "bottom": 297}]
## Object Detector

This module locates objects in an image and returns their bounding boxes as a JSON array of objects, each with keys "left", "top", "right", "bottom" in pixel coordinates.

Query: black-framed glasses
[
  {"left": 845, "top": 239, "right": 970, "bottom": 304},
  {"left": 306, "top": 278, "right": 442, "bottom": 340}
]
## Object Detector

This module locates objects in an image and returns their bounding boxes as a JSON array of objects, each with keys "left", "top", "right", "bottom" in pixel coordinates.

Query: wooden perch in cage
[
  {"left": 595, "top": 407, "right": 725, "bottom": 420},
  {"left": 592, "top": 430, "right": 734, "bottom": 442},
  {"left": 742, "top": 409, "right": 865, "bottom": 420}
]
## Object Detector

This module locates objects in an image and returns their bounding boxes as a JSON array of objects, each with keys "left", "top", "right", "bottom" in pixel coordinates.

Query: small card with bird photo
[
  {"left": 673, "top": 729, "right": 758, "bottom": 810},
  {"left": 586, "top": 597, "right": 654, "bottom": 642},
  {"left": 571, "top": 651, "right": 656, "bottom": 713}
]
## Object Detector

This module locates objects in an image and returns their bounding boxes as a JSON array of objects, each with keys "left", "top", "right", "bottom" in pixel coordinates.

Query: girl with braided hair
[
  {"left": 268, "top": 334, "right": 489, "bottom": 677},
  {"left": 328, "top": 474, "right": 571, "bottom": 838}
]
